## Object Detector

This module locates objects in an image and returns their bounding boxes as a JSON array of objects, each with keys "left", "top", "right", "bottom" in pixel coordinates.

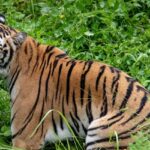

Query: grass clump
[{"left": 0, "top": 0, "right": 150, "bottom": 149}]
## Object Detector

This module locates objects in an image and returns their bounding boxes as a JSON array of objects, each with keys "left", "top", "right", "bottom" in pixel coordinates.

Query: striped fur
[{"left": 0, "top": 15, "right": 150, "bottom": 150}]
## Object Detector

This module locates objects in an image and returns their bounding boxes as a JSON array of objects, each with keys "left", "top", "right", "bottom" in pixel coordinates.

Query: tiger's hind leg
[{"left": 85, "top": 113, "right": 135, "bottom": 150}]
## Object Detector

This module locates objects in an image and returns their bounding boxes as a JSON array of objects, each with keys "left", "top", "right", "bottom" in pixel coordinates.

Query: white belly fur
[{"left": 44, "top": 125, "right": 73, "bottom": 142}]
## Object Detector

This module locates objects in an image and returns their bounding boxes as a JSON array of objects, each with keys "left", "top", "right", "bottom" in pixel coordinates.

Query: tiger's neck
[
  {"left": 8, "top": 36, "right": 67, "bottom": 100},
  {"left": 8, "top": 37, "right": 55, "bottom": 75}
]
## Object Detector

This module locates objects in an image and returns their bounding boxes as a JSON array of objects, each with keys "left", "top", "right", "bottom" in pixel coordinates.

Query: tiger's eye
[
  {"left": 3, "top": 44, "right": 7, "bottom": 48},
  {"left": 3, "top": 50, "right": 8, "bottom": 55}
]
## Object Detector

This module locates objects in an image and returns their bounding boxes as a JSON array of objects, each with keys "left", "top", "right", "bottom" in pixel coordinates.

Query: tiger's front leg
[
  {"left": 12, "top": 119, "right": 45, "bottom": 150},
  {"left": 13, "top": 138, "right": 43, "bottom": 150},
  {"left": 11, "top": 99, "right": 48, "bottom": 150},
  {"left": 12, "top": 120, "right": 44, "bottom": 150},
  {"left": 13, "top": 139, "right": 33, "bottom": 150}
]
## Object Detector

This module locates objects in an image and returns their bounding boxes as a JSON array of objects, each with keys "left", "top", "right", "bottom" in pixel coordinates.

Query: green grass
[{"left": 0, "top": 0, "right": 150, "bottom": 149}]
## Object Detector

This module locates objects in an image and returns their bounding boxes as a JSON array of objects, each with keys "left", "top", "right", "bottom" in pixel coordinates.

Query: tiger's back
[{"left": 0, "top": 15, "right": 149, "bottom": 150}]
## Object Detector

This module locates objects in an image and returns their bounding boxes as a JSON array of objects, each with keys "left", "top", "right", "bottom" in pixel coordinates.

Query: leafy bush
[{"left": 0, "top": 0, "right": 150, "bottom": 149}]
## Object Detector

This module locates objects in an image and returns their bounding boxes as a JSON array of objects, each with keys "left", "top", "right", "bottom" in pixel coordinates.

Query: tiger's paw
[
  {"left": 13, "top": 139, "right": 29, "bottom": 150},
  {"left": 13, "top": 139, "right": 41, "bottom": 150}
]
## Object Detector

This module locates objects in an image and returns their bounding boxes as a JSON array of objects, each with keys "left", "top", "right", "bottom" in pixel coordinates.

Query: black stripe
[
  {"left": 12, "top": 109, "right": 35, "bottom": 139},
  {"left": 111, "top": 71, "right": 120, "bottom": 92},
  {"left": 80, "top": 61, "right": 93, "bottom": 105},
  {"left": 66, "top": 60, "right": 74, "bottom": 66},
  {"left": 37, "top": 42, "right": 40, "bottom": 47},
  {"left": 55, "top": 64, "right": 63, "bottom": 99},
  {"left": 88, "top": 116, "right": 123, "bottom": 132},
  {"left": 0, "top": 27, "right": 6, "bottom": 37},
  {"left": 87, "top": 146, "right": 127, "bottom": 150},
  {"left": 60, "top": 113, "right": 64, "bottom": 130},
  {"left": 9, "top": 68, "right": 21, "bottom": 93},
  {"left": 45, "top": 63, "right": 52, "bottom": 101},
  {"left": 31, "top": 53, "right": 39, "bottom": 75},
  {"left": 28, "top": 43, "right": 33, "bottom": 69},
  {"left": 72, "top": 90, "right": 80, "bottom": 120},
  {"left": 69, "top": 124, "right": 78, "bottom": 136},
  {"left": 86, "top": 88, "right": 93, "bottom": 123},
  {"left": 52, "top": 112, "right": 58, "bottom": 134},
  {"left": 109, "top": 67, "right": 120, "bottom": 73},
  {"left": 24, "top": 44, "right": 28, "bottom": 55},
  {"left": 112, "top": 82, "right": 119, "bottom": 106},
  {"left": 107, "top": 111, "right": 122, "bottom": 121},
  {"left": 1, "top": 46, "right": 14, "bottom": 68},
  {"left": 121, "top": 93, "right": 147, "bottom": 125},
  {"left": 70, "top": 112, "right": 80, "bottom": 132},
  {"left": 39, "top": 50, "right": 47, "bottom": 69},
  {"left": 1, "top": 40, "right": 14, "bottom": 68},
  {"left": 83, "top": 61, "right": 88, "bottom": 70},
  {"left": 11, "top": 111, "right": 17, "bottom": 125},
  {"left": 136, "top": 85, "right": 148, "bottom": 93},
  {"left": 11, "top": 96, "right": 18, "bottom": 108},
  {"left": 40, "top": 99, "right": 45, "bottom": 137},
  {"left": 51, "top": 93, "right": 58, "bottom": 135},
  {"left": 60, "top": 96, "right": 65, "bottom": 130},
  {"left": 10, "top": 27, "right": 17, "bottom": 33},
  {"left": 8, "top": 65, "right": 19, "bottom": 87},
  {"left": 12, "top": 122, "right": 29, "bottom": 139},
  {"left": 86, "top": 135, "right": 130, "bottom": 148},
  {"left": 33, "top": 98, "right": 45, "bottom": 137},
  {"left": 55, "top": 53, "right": 67, "bottom": 58},
  {"left": 82, "top": 123, "right": 87, "bottom": 134},
  {"left": 95, "top": 65, "right": 106, "bottom": 91},
  {"left": 4, "top": 30, "right": 9, "bottom": 36},
  {"left": 31, "top": 39, "right": 36, "bottom": 45},
  {"left": 45, "top": 46, "right": 50, "bottom": 53},
  {"left": 86, "top": 146, "right": 127, "bottom": 150},
  {"left": 24, "top": 62, "right": 46, "bottom": 123},
  {"left": 51, "top": 59, "right": 59, "bottom": 76},
  {"left": 66, "top": 62, "right": 76, "bottom": 104},
  {"left": 1, "top": 48, "right": 8, "bottom": 65},
  {"left": 119, "top": 77, "right": 135, "bottom": 109},
  {"left": 100, "top": 77, "right": 108, "bottom": 117},
  {"left": 58, "top": 86, "right": 62, "bottom": 103},
  {"left": 46, "top": 46, "right": 55, "bottom": 53},
  {"left": 46, "top": 52, "right": 54, "bottom": 67},
  {"left": 62, "top": 96, "right": 65, "bottom": 116}
]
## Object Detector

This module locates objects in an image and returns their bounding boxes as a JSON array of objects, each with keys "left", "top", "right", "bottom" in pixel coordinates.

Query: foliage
[
  {"left": 0, "top": 0, "right": 150, "bottom": 149},
  {"left": 129, "top": 131, "right": 150, "bottom": 150}
]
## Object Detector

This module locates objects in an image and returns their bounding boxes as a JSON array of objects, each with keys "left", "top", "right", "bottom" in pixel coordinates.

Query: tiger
[{"left": 0, "top": 14, "right": 150, "bottom": 150}]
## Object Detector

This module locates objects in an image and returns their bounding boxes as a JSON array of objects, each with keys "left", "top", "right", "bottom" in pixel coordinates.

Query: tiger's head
[{"left": 0, "top": 14, "right": 27, "bottom": 76}]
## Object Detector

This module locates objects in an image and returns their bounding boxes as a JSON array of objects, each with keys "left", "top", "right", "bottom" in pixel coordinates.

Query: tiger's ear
[
  {"left": 12, "top": 32, "right": 27, "bottom": 46},
  {"left": 8, "top": 32, "right": 27, "bottom": 51},
  {"left": 0, "top": 14, "right": 5, "bottom": 24}
]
